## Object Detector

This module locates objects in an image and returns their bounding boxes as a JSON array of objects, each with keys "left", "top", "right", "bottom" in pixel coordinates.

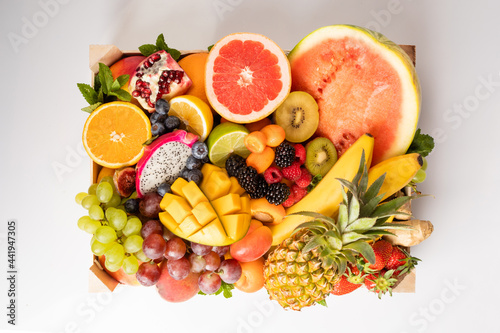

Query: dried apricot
[
  {"left": 246, "top": 146, "right": 275, "bottom": 174},
  {"left": 260, "top": 124, "right": 286, "bottom": 147},
  {"left": 244, "top": 131, "right": 268, "bottom": 154}
]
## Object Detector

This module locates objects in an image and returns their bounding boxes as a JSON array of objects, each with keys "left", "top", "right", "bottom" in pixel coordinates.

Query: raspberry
[
  {"left": 281, "top": 161, "right": 302, "bottom": 181},
  {"left": 263, "top": 166, "right": 282, "bottom": 184},
  {"left": 282, "top": 192, "right": 295, "bottom": 208},
  {"left": 295, "top": 167, "right": 312, "bottom": 188},
  {"left": 291, "top": 184, "right": 307, "bottom": 203},
  {"left": 294, "top": 143, "right": 306, "bottom": 165}
]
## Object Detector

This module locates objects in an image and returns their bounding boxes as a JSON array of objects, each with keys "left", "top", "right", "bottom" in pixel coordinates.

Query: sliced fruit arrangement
[
  {"left": 76, "top": 27, "right": 435, "bottom": 307},
  {"left": 158, "top": 163, "right": 252, "bottom": 246}
]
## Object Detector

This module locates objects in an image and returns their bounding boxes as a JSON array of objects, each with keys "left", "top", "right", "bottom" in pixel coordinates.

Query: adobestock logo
[
  {"left": 7, "top": 0, "right": 71, "bottom": 53},
  {"left": 236, "top": 299, "right": 276, "bottom": 333},
  {"left": 212, "top": 0, "right": 245, "bottom": 21}
]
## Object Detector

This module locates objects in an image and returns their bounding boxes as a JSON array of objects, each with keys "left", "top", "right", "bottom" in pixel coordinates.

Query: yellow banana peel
[{"left": 368, "top": 153, "right": 423, "bottom": 201}]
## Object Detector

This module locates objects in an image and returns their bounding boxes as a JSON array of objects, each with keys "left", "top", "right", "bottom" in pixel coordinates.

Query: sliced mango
[
  {"left": 192, "top": 201, "right": 217, "bottom": 226},
  {"left": 201, "top": 171, "right": 231, "bottom": 201},
  {"left": 159, "top": 211, "right": 179, "bottom": 233},
  {"left": 171, "top": 177, "right": 189, "bottom": 197},
  {"left": 159, "top": 164, "right": 251, "bottom": 246},
  {"left": 211, "top": 193, "right": 241, "bottom": 216},
  {"left": 221, "top": 213, "right": 251, "bottom": 240},
  {"left": 182, "top": 181, "right": 208, "bottom": 207},
  {"left": 178, "top": 215, "right": 202, "bottom": 237},
  {"left": 229, "top": 176, "right": 245, "bottom": 195}
]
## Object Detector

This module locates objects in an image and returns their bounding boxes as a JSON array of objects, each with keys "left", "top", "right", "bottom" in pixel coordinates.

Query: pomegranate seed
[
  {"left": 144, "top": 62, "right": 150, "bottom": 69},
  {"left": 135, "top": 73, "right": 143, "bottom": 78},
  {"left": 132, "top": 90, "right": 140, "bottom": 97},
  {"left": 151, "top": 53, "right": 161, "bottom": 62}
]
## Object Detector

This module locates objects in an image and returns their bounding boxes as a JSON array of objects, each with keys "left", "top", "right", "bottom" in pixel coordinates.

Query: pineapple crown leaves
[
  {"left": 288, "top": 150, "right": 423, "bottom": 276},
  {"left": 77, "top": 63, "right": 132, "bottom": 113}
]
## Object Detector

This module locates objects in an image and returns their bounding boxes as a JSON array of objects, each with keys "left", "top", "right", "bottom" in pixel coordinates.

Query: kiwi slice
[
  {"left": 275, "top": 91, "right": 319, "bottom": 143},
  {"left": 305, "top": 137, "right": 338, "bottom": 177}
]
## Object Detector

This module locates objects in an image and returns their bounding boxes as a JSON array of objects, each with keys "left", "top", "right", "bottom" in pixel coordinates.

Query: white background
[{"left": 1, "top": 0, "right": 499, "bottom": 332}]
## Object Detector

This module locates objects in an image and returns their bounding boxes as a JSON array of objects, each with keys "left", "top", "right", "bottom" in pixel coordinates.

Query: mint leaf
[
  {"left": 138, "top": 34, "right": 181, "bottom": 60},
  {"left": 81, "top": 102, "right": 102, "bottom": 113},
  {"left": 116, "top": 74, "right": 130, "bottom": 88},
  {"left": 207, "top": 44, "right": 214, "bottom": 52},
  {"left": 139, "top": 44, "right": 158, "bottom": 57},
  {"left": 98, "top": 63, "right": 113, "bottom": 94},
  {"left": 406, "top": 129, "right": 435, "bottom": 157},
  {"left": 77, "top": 83, "right": 98, "bottom": 105},
  {"left": 156, "top": 33, "right": 169, "bottom": 52},
  {"left": 110, "top": 89, "right": 132, "bottom": 102},
  {"left": 111, "top": 79, "right": 121, "bottom": 92}
]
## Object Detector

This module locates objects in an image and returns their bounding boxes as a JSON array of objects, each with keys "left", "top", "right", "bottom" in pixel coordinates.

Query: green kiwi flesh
[{"left": 305, "top": 137, "right": 338, "bottom": 177}]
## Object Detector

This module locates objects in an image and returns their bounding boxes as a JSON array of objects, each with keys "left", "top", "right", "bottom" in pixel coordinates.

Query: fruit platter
[{"left": 75, "top": 25, "right": 435, "bottom": 311}]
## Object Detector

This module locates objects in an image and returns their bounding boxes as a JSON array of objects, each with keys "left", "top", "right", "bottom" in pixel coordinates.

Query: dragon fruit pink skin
[{"left": 135, "top": 130, "right": 198, "bottom": 197}]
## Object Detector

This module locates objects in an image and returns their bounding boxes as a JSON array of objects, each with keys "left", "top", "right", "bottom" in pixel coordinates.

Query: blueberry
[
  {"left": 155, "top": 99, "right": 170, "bottom": 115},
  {"left": 124, "top": 199, "right": 139, "bottom": 213},
  {"left": 185, "top": 155, "right": 202, "bottom": 170},
  {"left": 191, "top": 142, "right": 208, "bottom": 160},
  {"left": 186, "top": 168, "right": 203, "bottom": 185},
  {"left": 157, "top": 183, "right": 172, "bottom": 197},
  {"left": 164, "top": 116, "right": 181, "bottom": 131},
  {"left": 180, "top": 167, "right": 190, "bottom": 180},
  {"left": 150, "top": 112, "right": 167, "bottom": 124},
  {"left": 151, "top": 122, "right": 167, "bottom": 136}
]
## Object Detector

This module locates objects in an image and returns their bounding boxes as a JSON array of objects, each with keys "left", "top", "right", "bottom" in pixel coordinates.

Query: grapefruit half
[
  {"left": 205, "top": 33, "right": 291, "bottom": 123},
  {"left": 288, "top": 25, "right": 421, "bottom": 165}
]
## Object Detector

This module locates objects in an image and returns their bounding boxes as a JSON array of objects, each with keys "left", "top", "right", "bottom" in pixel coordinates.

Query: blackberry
[
  {"left": 225, "top": 154, "right": 246, "bottom": 177},
  {"left": 266, "top": 183, "right": 291, "bottom": 205},
  {"left": 249, "top": 175, "right": 269, "bottom": 199},
  {"left": 237, "top": 166, "right": 258, "bottom": 193},
  {"left": 274, "top": 141, "right": 296, "bottom": 168}
]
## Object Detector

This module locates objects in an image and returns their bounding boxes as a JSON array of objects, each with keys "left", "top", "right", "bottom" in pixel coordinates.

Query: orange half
[{"left": 82, "top": 102, "right": 151, "bottom": 168}]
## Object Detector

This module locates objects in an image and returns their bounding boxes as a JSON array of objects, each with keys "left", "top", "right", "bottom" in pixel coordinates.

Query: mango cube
[
  {"left": 162, "top": 195, "right": 193, "bottom": 223},
  {"left": 221, "top": 214, "right": 251, "bottom": 240},
  {"left": 182, "top": 181, "right": 208, "bottom": 207},
  {"left": 229, "top": 177, "right": 245, "bottom": 195},
  {"left": 192, "top": 201, "right": 217, "bottom": 226},
  {"left": 211, "top": 193, "right": 241, "bottom": 216},
  {"left": 179, "top": 215, "right": 202, "bottom": 237},
  {"left": 171, "top": 177, "right": 189, "bottom": 197},
  {"left": 159, "top": 211, "right": 179, "bottom": 233},
  {"left": 201, "top": 171, "right": 231, "bottom": 201}
]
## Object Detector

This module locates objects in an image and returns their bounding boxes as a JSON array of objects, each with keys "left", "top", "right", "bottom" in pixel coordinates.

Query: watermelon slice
[{"left": 288, "top": 25, "right": 421, "bottom": 166}]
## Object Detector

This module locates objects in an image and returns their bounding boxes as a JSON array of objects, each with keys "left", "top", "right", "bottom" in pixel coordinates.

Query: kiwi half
[
  {"left": 274, "top": 91, "right": 319, "bottom": 143},
  {"left": 305, "top": 137, "right": 338, "bottom": 177}
]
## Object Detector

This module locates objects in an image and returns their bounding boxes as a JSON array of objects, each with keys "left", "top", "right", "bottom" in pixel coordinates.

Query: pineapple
[{"left": 263, "top": 152, "right": 414, "bottom": 311}]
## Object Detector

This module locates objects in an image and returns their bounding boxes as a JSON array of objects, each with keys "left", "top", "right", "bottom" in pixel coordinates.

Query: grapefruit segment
[
  {"left": 206, "top": 33, "right": 291, "bottom": 123},
  {"left": 288, "top": 25, "right": 420, "bottom": 165}
]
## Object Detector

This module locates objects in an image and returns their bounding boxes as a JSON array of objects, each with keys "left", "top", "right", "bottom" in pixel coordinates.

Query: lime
[{"left": 207, "top": 122, "right": 251, "bottom": 167}]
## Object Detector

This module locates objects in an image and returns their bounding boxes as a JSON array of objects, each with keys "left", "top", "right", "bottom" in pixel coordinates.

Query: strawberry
[
  {"left": 331, "top": 265, "right": 364, "bottom": 296},
  {"left": 385, "top": 246, "right": 421, "bottom": 276},
  {"left": 364, "top": 269, "right": 398, "bottom": 299},
  {"left": 365, "top": 239, "right": 393, "bottom": 271},
  {"left": 331, "top": 275, "right": 362, "bottom": 295}
]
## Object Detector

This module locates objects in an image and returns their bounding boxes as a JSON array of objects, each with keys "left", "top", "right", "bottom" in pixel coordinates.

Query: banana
[
  {"left": 367, "top": 153, "right": 423, "bottom": 201},
  {"left": 270, "top": 133, "right": 375, "bottom": 245}
]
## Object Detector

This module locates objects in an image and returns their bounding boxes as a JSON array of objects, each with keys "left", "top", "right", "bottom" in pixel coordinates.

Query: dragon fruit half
[{"left": 135, "top": 130, "right": 198, "bottom": 197}]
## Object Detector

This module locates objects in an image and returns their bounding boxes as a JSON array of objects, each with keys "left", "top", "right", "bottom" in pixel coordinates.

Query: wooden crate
[{"left": 87, "top": 44, "right": 418, "bottom": 293}]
